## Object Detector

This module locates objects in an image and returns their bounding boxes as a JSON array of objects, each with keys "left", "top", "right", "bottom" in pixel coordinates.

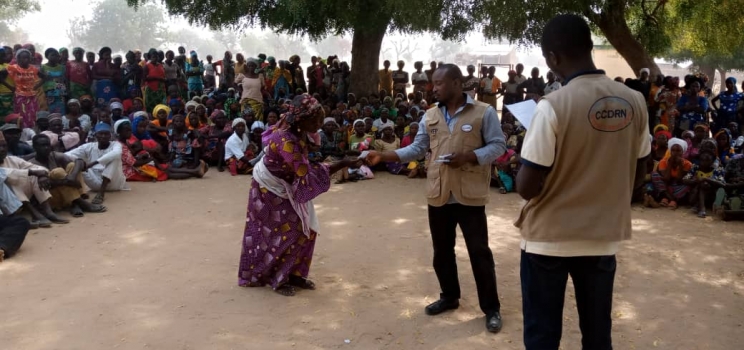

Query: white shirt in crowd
[{"left": 544, "top": 81, "right": 562, "bottom": 95}]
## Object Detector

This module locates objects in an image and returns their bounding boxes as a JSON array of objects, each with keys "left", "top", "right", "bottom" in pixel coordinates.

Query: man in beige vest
[
  {"left": 367, "top": 64, "right": 507, "bottom": 333},
  {"left": 515, "top": 15, "right": 650, "bottom": 350}
]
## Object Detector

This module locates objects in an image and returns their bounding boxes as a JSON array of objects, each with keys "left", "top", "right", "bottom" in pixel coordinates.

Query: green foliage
[
  {"left": 129, "top": 0, "right": 479, "bottom": 40},
  {"left": 663, "top": 0, "right": 744, "bottom": 71},
  {"left": 70, "top": 0, "right": 169, "bottom": 52},
  {"left": 0, "top": 0, "right": 40, "bottom": 44}
]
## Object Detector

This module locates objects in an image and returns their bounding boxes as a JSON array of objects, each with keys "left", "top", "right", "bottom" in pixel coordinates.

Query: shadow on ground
[{"left": 0, "top": 173, "right": 742, "bottom": 349}]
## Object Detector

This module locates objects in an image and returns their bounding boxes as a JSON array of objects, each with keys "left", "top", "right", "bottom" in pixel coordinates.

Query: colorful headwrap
[
  {"left": 209, "top": 109, "right": 225, "bottom": 122},
  {"left": 59, "top": 47, "right": 68, "bottom": 53},
  {"left": 132, "top": 112, "right": 151, "bottom": 140},
  {"left": 79, "top": 94, "right": 93, "bottom": 102},
  {"left": 4, "top": 113, "right": 21, "bottom": 125},
  {"left": 276, "top": 95, "right": 321, "bottom": 131},
  {"left": 153, "top": 104, "right": 171, "bottom": 119}
]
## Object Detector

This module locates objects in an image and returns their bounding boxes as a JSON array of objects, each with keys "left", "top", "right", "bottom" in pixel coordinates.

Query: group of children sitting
[{"left": 642, "top": 123, "right": 744, "bottom": 220}]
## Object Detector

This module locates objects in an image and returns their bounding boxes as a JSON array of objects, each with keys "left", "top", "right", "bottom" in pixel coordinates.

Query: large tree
[
  {"left": 662, "top": 0, "right": 744, "bottom": 89},
  {"left": 69, "top": 0, "right": 169, "bottom": 53},
  {"left": 0, "top": 0, "right": 40, "bottom": 44},
  {"left": 127, "top": 0, "right": 477, "bottom": 96},
  {"left": 480, "top": 0, "right": 672, "bottom": 77}
]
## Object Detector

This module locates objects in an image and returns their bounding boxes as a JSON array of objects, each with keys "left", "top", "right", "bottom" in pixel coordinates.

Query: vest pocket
[
  {"left": 427, "top": 163, "right": 442, "bottom": 199},
  {"left": 460, "top": 166, "right": 490, "bottom": 200}
]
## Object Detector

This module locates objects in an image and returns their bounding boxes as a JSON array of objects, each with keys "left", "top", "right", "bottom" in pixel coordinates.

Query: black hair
[
  {"left": 44, "top": 47, "right": 58, "bottom": 59},
  {"left": 32, "top": 133, "right": 50, "bottom": 144},
  {"left": 436, "top": 63, "right": 464, "bottom": 82},
  {"left": 541, "top": 14, "right": 593, "bottom": 59},
  {"left": 99, "top": 47, "right": 112, "bottom": 56}
]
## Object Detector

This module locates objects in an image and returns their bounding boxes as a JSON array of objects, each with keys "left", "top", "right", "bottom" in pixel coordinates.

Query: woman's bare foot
[
  {"left": 0, "top": 249, "right": 5, "bottom": 262},
  {"left": 274, "top": 285, "right": 296, "bottom": 296},
  {"left": 407, "top": 168, "right": 419, "bottom": 178}
]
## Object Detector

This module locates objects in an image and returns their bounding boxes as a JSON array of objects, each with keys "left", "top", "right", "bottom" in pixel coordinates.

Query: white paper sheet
[{"left": 505, "top": 99, "right": 537, "bottom": 129}]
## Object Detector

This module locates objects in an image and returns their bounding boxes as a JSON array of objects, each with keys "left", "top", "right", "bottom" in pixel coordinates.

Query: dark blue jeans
[{"left": 521, "top": 250, "right": 616, "bottom": 350}]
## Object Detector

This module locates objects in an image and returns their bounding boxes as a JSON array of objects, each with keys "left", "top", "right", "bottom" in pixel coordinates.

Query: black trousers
[
  {"left": 0, "top": 216, "right": 30, "bottom": 258},
  {"left": 427, "top": 204, "right": 500, "bottom": 315},
  {"left": 521, "top": 250, "right": 616, "bottom": 350}
]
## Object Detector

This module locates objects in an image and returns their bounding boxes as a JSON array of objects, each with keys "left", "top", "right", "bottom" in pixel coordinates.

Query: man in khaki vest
[
  {"left": 367, "top": 64, "right": 507, "bottom": 333},
  {"left": 516, "top": 15, "right": 650, "bottom": 350}
]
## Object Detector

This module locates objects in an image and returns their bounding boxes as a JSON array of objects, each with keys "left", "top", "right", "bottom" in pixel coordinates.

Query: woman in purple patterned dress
[{"left": 238, "top": 95, "right": 362, "bottom": 296}]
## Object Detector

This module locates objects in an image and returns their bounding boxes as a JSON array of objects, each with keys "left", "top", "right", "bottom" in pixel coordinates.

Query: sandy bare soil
[{"left": 1, "top": 172, "right": 743, "bottom": 350}]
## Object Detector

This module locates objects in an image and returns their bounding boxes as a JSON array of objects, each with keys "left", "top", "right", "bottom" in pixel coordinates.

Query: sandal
[
  {"left": 697, "top": 210, "right": 707, "bottom": 218},
  {"left": 499, "top": 187, "right": 507, "bottom": 194},
  {"left": 70, "top": 205, "right": 84, "bottom": 217},
  {"left": 274, "top": 285, "right": 296, "bottom": 297},
  {"left": 288, "top": 276, "right": 316, "bottom": 290}
]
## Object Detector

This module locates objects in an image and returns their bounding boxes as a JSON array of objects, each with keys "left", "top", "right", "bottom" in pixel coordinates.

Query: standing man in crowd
[
  {"left": 515, "top": 14, "right": 650, "bottom": 350},
  {"left": 367, "top": 64, "right": 507, "bottom": 333}
]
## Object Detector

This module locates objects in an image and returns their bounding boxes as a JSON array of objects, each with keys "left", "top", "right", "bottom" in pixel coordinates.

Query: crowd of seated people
[{"left": 2, "top": 40, "right": 743, "bottom": 263}]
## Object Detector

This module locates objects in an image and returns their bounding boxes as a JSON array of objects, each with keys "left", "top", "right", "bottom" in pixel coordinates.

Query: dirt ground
[{"left": 1, "top": 171, "right": 742, "bottom": 350}]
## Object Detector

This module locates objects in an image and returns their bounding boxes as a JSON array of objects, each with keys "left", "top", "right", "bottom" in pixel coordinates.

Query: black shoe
[
  {"left": 424, "top": 298, "right": 459, "bottom": 316},
  {"left": 486, "top": 311, "right": 503, "bottom": 333}
]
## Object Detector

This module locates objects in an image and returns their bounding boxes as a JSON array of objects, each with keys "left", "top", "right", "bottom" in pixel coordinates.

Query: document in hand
[{"left": 505, "top": 99, "right": 537, "bottom": 130}]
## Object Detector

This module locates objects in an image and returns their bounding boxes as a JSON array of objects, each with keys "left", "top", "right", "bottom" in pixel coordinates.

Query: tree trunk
[
  {"left": 718, "top": 69, "right": 726, "bottom": 94},
  {"left": 591, "top": 2, "right": 662, "bottom": 79},
  {"left": 349, "top": 23, "right": 387, "bottom": 97}
]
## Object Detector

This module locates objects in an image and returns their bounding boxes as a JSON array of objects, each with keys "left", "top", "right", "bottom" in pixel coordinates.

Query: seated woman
[
  {"left": 649, "top": 138, "right": 692, "bottom": 209},
  {"left": 250, "top": 120, "right": 266, "bottom": 150},
  {"left": 375, "top": 125, "right": 411, "bottom": 175},
  {"left": 224, "top": 118, "right": 255, "bottom": 175},
  {"left": 714, "top": 129, "right": 737, "bottom": 166},
  {"left": 491, "top": 123, "right": 521, "bottom": 193},
  {"left": 319, "top": 118, "right": 345, "bottom": 161},
  {"left": 713, "top": 153, "right": 744, "bottom": 220},
  {"left": 652, "top": 125, "right": 672, "bottom": 162},
  {"left": 684, "top": 124, "right": 708, "bottom": 162},
  {"left": 683, "top": 151, "right": 725, "bottom": 218},
  {"left": 195, "top": 104, "right": 209, "bottom": 126},
  {"left": 148, "top": 104, "right": 172, "bottom": 145},
  {"left": 44, "top": 113, "right": 81, "bottom": 153},
  {"left": 199, "top": 110, "right": 232, "bottom": 171},
  {"left": 166, "top": 114, "right": 207, "bottom": 179},
  {"left": 131, "top": 111, "right": 163, "bottom": 159},
  {"left": 400, "top": 121, "right": 426, "bottom": 178},
  {"left": 185, "top": 111, "right": 205, "bottom": 131},
  {"left": 126, "top": 97, "right": 145, "bottom": 120},
  {"left": 114, "top": 119, "right": 167, "bottom": 182}
]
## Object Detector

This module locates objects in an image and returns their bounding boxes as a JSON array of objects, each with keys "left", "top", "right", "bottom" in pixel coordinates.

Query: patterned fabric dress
[
  {"left": 41, "top": 64, "right": 67, "bottom": 114},
  {"left": 238, "top": 128, "right": 331, "bottom": 289}
]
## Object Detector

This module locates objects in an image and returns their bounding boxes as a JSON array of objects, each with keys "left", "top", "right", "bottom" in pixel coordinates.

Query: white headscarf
[
  {"left": 640, "top": 68, "right": 650, "bottom": 76},
  {"left": 251, "top": 120, "right": 266, "bottom": 132},
  {"left": 232, "top": 117, "right": 247, "bottom": 129},
  {"left": 668, "top": 137, "right": 688, "bottom": 154}
]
